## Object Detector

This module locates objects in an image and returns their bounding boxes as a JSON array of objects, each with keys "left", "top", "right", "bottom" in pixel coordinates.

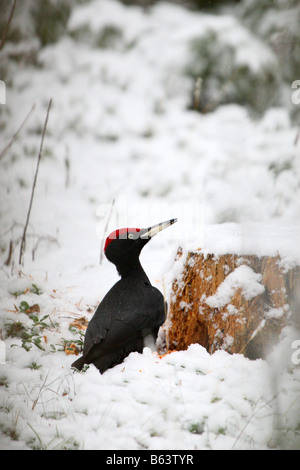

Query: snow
[
  {"left": 205, "top": 265, "right": 265, "bottom": 308},
  {"left": 0, "top": 0, "right": 300, "bottom": 450}
]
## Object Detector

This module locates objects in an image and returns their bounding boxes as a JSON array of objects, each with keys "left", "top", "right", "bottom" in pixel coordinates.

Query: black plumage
[{"left": 71, "top": 218, "right": 177, "bottom": 373}]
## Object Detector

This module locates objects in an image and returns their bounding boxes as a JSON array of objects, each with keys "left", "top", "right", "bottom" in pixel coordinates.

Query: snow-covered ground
[{"left": 0, "top": 0, "right": 300, "bottom": 450}]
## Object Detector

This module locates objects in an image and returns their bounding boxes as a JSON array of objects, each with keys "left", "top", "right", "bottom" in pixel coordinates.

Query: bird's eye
[{"left": 128, "top": 233, "right": 134, "bottom": 239}]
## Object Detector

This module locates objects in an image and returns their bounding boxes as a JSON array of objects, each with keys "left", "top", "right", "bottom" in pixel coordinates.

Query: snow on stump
[{"left": 165, "top": 249, "right": 300, "bottom": 360}]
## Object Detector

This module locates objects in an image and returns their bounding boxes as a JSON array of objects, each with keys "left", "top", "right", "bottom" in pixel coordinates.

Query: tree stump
[{"left": 165, "top": 248, "right": 300, "bottom": 359}]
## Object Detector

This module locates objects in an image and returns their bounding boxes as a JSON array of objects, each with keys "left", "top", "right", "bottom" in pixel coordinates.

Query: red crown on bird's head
[{"left": 104, "top": 228, "right": 141, "bottom": 252}]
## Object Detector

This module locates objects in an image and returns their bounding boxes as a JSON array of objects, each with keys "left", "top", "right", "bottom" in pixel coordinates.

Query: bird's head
[{"left": 104, "top": 218, "right": 177, "bottom": 276}]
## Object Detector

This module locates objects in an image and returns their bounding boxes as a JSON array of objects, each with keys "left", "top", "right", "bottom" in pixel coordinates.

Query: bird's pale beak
[{"left": 140, "top": 218, "right": 177, "bottom": 240}]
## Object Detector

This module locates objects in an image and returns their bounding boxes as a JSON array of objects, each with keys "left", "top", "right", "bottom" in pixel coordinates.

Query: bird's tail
[{"left": 71, "top": 356, "right": 86, "bottom": 371}]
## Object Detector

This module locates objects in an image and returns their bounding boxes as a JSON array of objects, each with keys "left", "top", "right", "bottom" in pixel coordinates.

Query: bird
[{"left": 71, "top": 218, "right": 177, "bottom": 373}]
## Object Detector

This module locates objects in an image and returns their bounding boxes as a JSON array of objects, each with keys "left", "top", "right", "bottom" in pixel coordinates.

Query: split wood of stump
[{"left": 165, "top": 249, "right": 300, "bottom": 359}]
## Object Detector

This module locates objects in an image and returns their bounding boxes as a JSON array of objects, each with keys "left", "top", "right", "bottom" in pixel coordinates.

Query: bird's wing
[
  {"left": 82, "top": 281, "right": 165, "bottom": 357},
  {"left": 82, "top": 318, "right": 107, "bottom": 357},
  {"left": 81, "top": 282, "right": 119, "bottom": 356},
  {"left": 115, "top": 283, "right": 165, "bottom": 331}
]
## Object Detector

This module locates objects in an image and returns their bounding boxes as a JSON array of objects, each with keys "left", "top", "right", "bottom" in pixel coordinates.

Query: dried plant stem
[
  {"left": 295, "top": 127, "right": 300, "bottom": 146},
  {"left": 100, "top": 198, "right": 115, "bottom": 264},
  {"left": 19, "top": 99, "right": 52, "bottom": 266},
  {"left": 4, "top": 240, "right": 13, "bottom": 266},
  {"left": 193, "top": 77, "right": 202, "bottom": 110},
  {"left": 0, "top": 103, "right": 36, "bottom": 160},
  {"left": 0, "top": 0, "right": 18, "bottom": 50}
]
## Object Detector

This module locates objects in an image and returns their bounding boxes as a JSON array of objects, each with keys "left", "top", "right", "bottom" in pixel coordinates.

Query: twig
[
  {"left": 193, "top": 77, "right": 203, "bottom": 111},
  {"left": 231, "top": 392, "right": 281, "bottom": 449},
  {"left": 0, "top": 0, "right": 18, "bottom": 50},
  {"left": 27, "top": 423, "right": 45, "bottom": 450},
  {"left": 4, "top": 240, "right": 13, "bottom": 266},
  {"left": 99, "top": 198, "right": 115, "bottom": 264},
  {"left": 19, "top": 99, "right": 52, "bottom": 266},
  {"left": 32, "top": 370, "right": 50, "bottom": 410},
  {"left": 32, "top": 235, "right": 58, "bottom": 261},
  {"left": 294, "top": 127, "right": 300, "bottom": 146},
  {"left": 0, "top": 103, "right": 36, "bottom": 160},
  {"left": 64, "top": 148, "right": 70, "bottom": 188}
]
